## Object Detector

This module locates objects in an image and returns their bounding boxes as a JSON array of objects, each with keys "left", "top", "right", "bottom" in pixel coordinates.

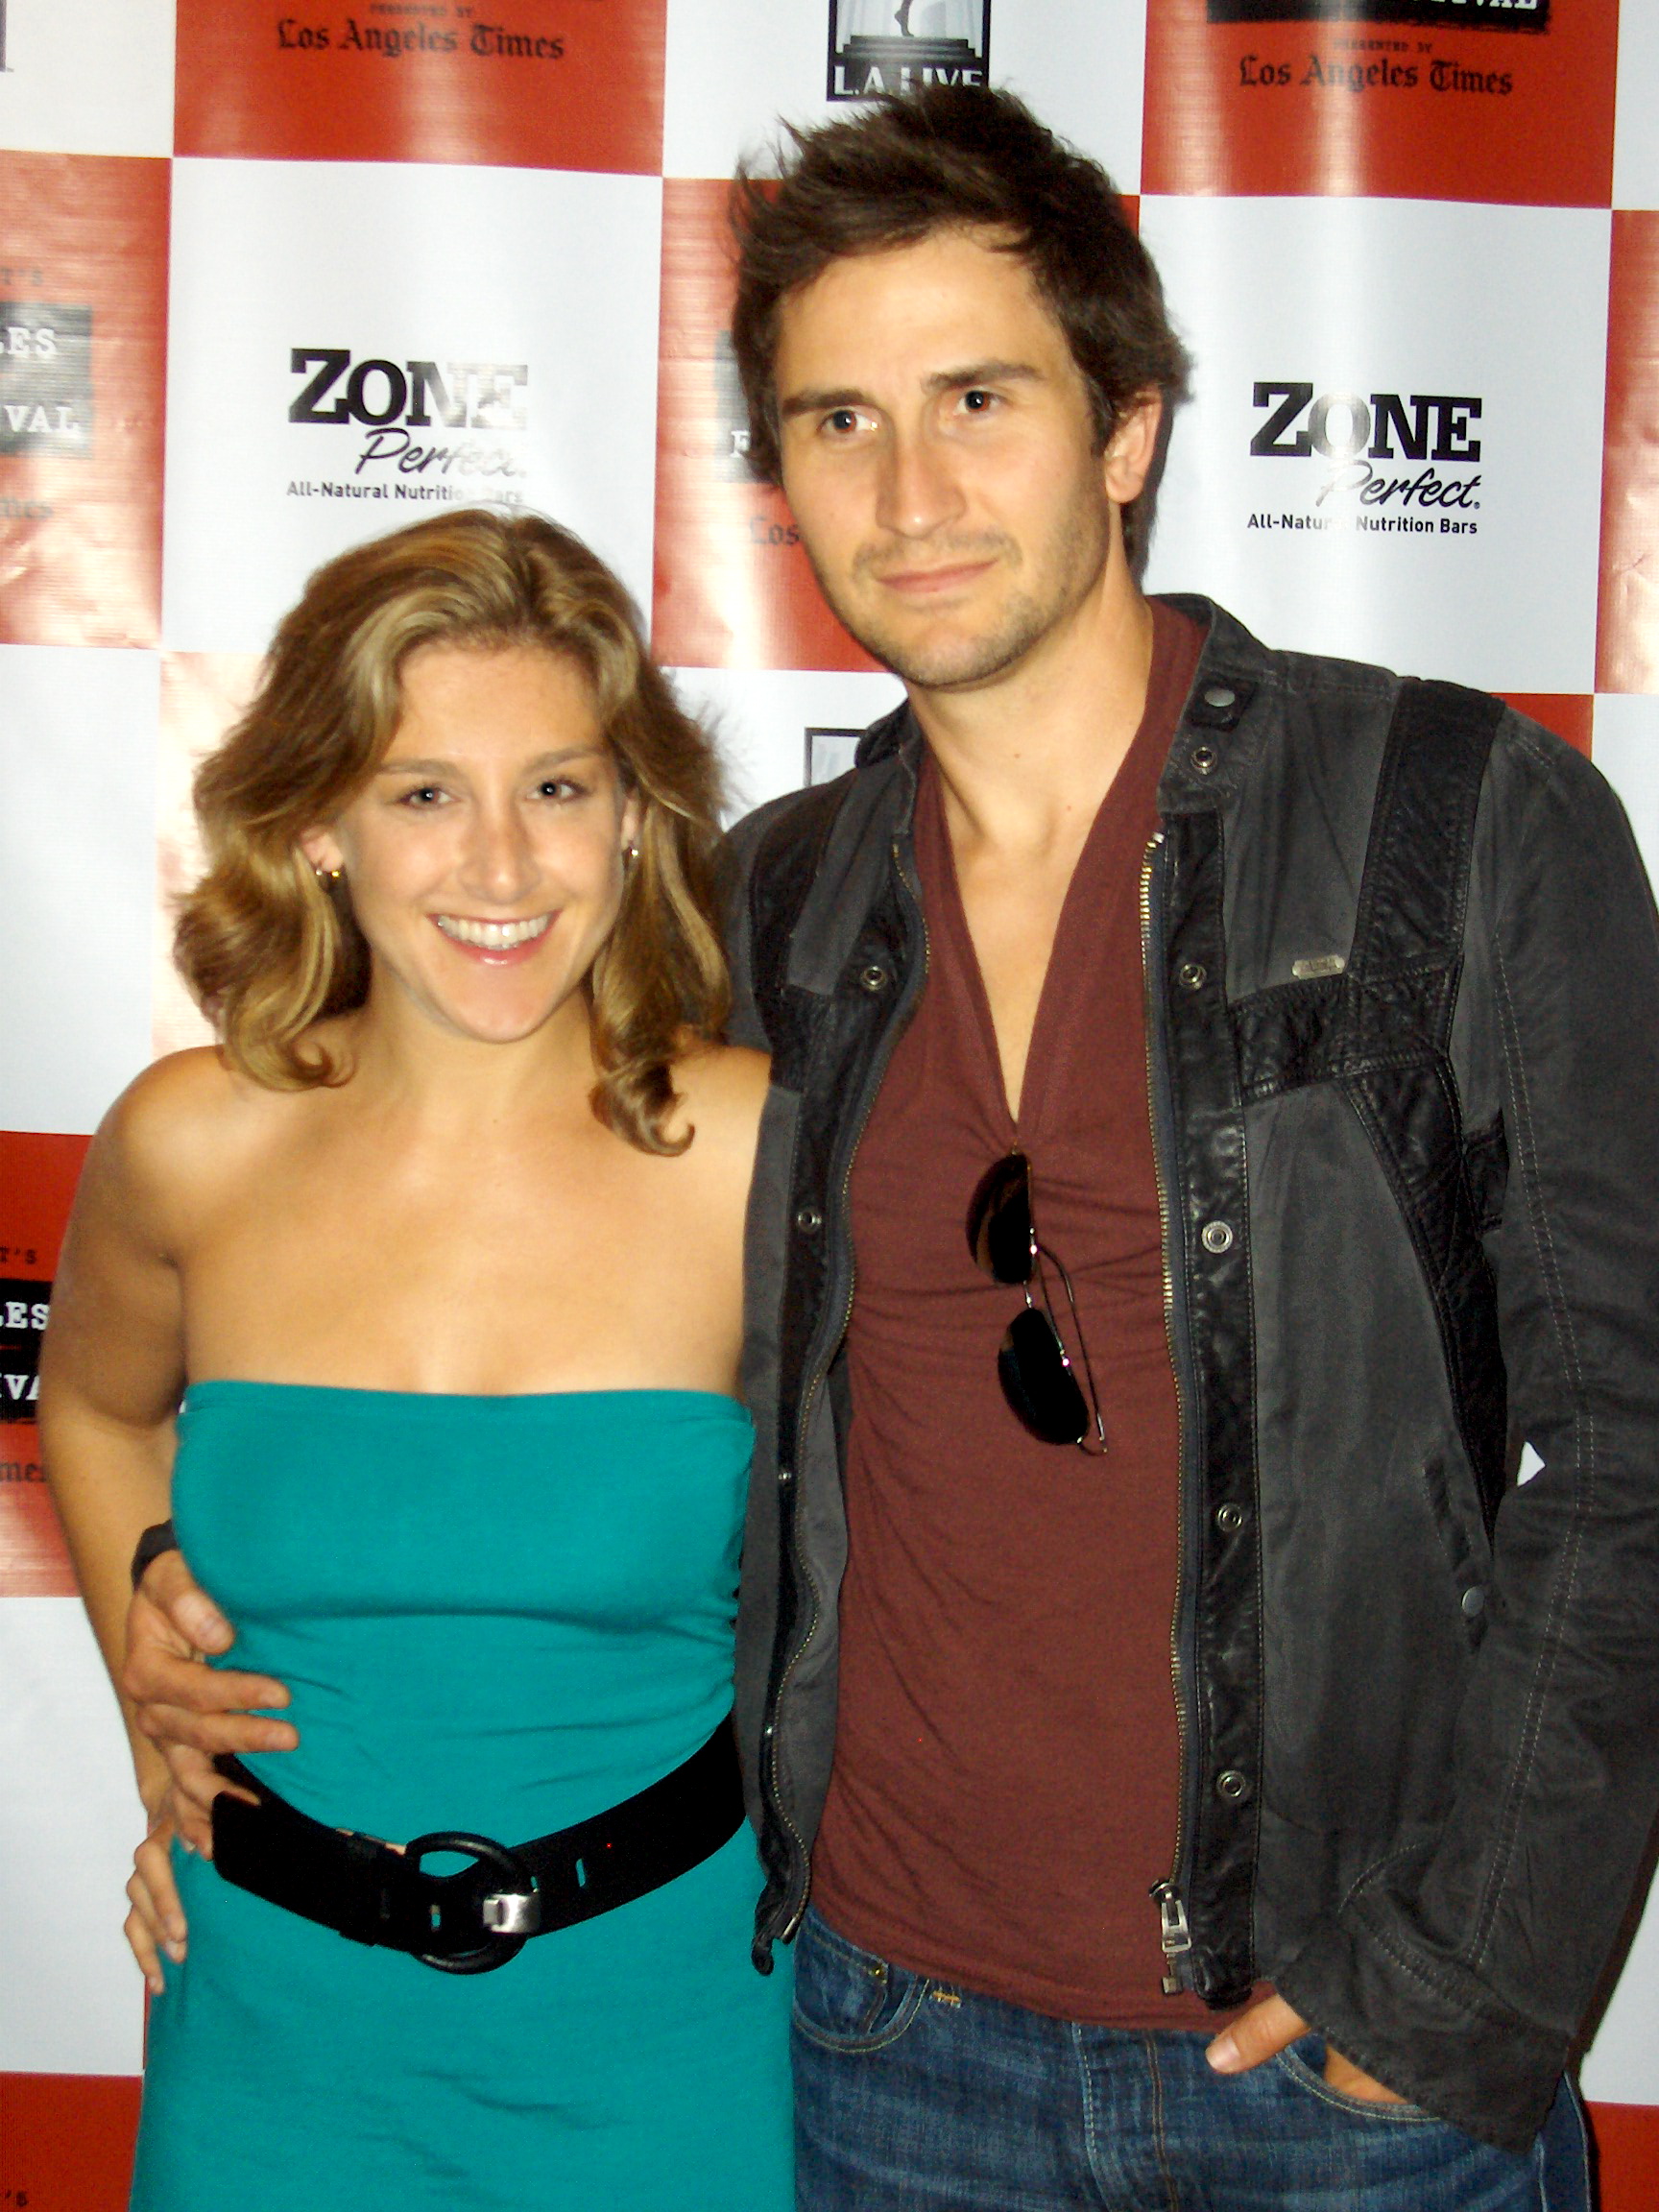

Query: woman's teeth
[{"left": 434, "top": 913, "right": 552, "bottom": 950}]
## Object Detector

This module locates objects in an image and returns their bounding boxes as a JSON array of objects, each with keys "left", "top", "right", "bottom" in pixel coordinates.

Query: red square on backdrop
[
  {"left": 1143, "top": 0, "right": 1616, "bottom": 208},
  {"left": 1599, "top": 210, "right": 1659, "bottom": 698},
  {"left": 0, "top": 155, "right": 167, "bottom": 649},
  {"left": 176, "top": 0, "right": 666, "bottom": 174},
  {"left": 652, "top": 178, "right": 879, "bottom": 675},
  {"left": 0, "top": 2074, "right": 141, "bottom": 2212},
  {"left": 1498, "top": 695, "right": 1592, "bottom": 759},
  {"left": 0, "top": 1130, "right": 90, "bottom": 1598}
]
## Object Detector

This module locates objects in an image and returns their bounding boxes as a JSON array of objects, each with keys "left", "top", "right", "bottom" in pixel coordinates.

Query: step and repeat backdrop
[{"left": 5, "top": 0, "right": 1659, "bottom": 2200}]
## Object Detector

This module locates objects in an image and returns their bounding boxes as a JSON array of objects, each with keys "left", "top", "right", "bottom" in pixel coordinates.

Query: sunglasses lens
[
  {"left": 998, "top": 1306, "right": 1091, "bottom": 1447},
  {"left": 967, "top": 1153, "right": 1034, "bottom": 1284}
]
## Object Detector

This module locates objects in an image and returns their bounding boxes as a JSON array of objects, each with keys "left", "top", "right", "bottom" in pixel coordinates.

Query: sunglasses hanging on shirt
[{"left": 966, "top": 1150, "right": 1107, "bottom": 1455}]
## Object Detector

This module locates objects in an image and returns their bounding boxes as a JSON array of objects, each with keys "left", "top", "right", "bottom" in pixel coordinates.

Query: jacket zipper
[
  {"left": 1141, "top": 830, "right": 1202, "bottom": 1995},
  {"left": 768, "top": 832, "right": 930, "bottom": 1943}
]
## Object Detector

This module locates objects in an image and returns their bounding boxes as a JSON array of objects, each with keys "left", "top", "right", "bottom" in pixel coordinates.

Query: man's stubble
[{"left": 795, "top": 472, "right": 1117, "bottom": 697}]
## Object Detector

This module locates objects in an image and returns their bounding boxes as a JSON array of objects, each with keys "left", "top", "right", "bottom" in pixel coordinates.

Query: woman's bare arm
[{"left": 38, "top": 1074, "right": 194, "bottom": 1808}]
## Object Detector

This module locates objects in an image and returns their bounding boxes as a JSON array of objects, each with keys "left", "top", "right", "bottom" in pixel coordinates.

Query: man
[{"left": 129, "top": 87, "right": 1659, "bottom": 2207}]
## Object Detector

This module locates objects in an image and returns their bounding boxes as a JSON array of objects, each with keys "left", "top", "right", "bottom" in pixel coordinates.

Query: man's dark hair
[{"left": 730, "top": 85, "right": 1190, "bottom": 560}]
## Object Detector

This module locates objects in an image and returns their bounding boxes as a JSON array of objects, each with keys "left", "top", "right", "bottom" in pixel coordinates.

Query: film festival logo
[
  {"left": 0, "top": 305, "right": 92, "bottom": 458},
  {"left": 0, "top": 1282, "right": 48, "bottom": 1427},
  {"left": 286, "top": 349, "right": 530, "bottom": 505},
  {"left": 828, "top": 0, "right": 990, "bottom": 102},
  {"left": 711, "top": 333, "right": 755, "bottom": 486},
  {"left": 1209, "top": 0, "right": 1546, "bottom": 26},
  {"left": 1245, "top": 380, "right": 1483, "bottom": 538}
]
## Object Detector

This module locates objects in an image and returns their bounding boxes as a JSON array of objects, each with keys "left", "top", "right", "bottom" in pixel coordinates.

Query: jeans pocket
[
  {"left": 791, "top": 1910, "right": 929, "bottom": 2053},
  {"left": 1272, "top": 2037, "right": 1442, "bottom": 2127}
]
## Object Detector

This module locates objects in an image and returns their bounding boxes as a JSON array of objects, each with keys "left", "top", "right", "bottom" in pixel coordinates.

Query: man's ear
[
  {"left": 299, "top": 825, "right": 344, "bottom": 878},
  {"left": 1102, "top": 392, "right": 1164, "bottom": 507}
]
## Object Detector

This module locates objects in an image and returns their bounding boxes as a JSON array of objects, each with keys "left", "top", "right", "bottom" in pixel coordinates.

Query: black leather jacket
[{"left": 724, "top": 596, "right": 1659, "bottom": 2154}]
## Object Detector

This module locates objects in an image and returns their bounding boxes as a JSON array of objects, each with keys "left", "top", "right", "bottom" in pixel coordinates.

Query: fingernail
[
  {"left": 149, "top": 1971, "right": 165, "bottom": 1994},
  {"left": 1207, "top": 2034, "right": 1238, "bottom": 2073},
  {"left": 180, "top": 1837, "right": 197, "bottom": 1856},
  {"left": 166, "top": 1939, "right": 186, "bottom": 1962}
]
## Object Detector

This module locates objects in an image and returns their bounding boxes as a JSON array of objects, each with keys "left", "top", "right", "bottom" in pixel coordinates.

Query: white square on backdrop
[
  {"left": 1615, "top": 4, "right": 1659, "bottom": 212},
  {"left": 1593, "top": 695, "right": 1659, "bottom": 899},
  {"left": 0, "top": 0, "right": 175, "bottom": 158},
  {"left": 162, "top": 159, "right": 665, "bottom": 656},
  {"left": 662, "top": 0, "right": 1145, "bottom": 192},
  {"left": 669, "top": 665, "right": 904, "bottom": 817},
  {"left": 1139, "top": 197, "right": 1610, "bottom": 696},
  {"left": 0, "top": 1598, "right": 144, "bottom": 2076},
  {"left": 0, "top": 645, "right": 160, "bottom": 1136}
]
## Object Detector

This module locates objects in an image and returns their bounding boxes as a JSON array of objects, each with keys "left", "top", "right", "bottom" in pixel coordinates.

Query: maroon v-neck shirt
[{"left": 812, "top": 602, "right": 1218, "bottom": 2028}]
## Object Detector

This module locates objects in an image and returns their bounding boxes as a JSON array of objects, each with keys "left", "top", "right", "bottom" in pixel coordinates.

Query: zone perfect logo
[
  {"left": 286, "top": 349, "right": 529, "bottom": 506},
  {"left": 1247, "top": 380, "right": 1481, "bottom": 537},
  {"left": 1209, "top": 1, "right": 1546, "bottom": 28},
  {"left": 0, "top": 305, "right": 93, "bottom": 458},
  {"left": 828, "top": 0, "right": 990, "bottom": 102}
]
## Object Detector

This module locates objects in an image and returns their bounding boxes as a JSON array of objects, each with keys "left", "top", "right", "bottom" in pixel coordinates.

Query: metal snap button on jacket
[{"left": 1201, "top": 1220, "right": 1235, "bottom": 1254}]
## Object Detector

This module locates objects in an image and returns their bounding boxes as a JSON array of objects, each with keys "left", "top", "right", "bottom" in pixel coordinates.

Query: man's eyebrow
[
  {"left": 779, "top": 385, "right": 869, "bottom": 421},
  {"left": 778, "top": 360, "right": 1045, "bottom": 421},
  {"left": 924, "top": 360, "right": 1043, "bottom": 396}
]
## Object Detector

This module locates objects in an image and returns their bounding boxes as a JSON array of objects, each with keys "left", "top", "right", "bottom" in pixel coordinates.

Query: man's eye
[
  {"left": 824, "top": 408, "right": 861, "bottom": 435},
  {"left": 961, "top": 388, "right": 997, "bottom": 412}
]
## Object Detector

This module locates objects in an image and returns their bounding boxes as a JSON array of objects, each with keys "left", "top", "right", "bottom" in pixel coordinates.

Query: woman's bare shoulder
[
  {"left": 672, "top": 1039, "right": 770, "bottom": 1121},
  {"left": 650, "top": 1039, "right": 774, "bottom": 1167},
  {"left": 95, "top": 1049, "right": 294, "bottom": 1223},
  {"left": 106, "top": 1045, "right": 259, "bottom": 1144}
]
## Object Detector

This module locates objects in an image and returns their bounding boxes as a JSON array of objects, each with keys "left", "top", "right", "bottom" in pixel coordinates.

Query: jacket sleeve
[
  {"left": 1276, "top": 720, "right": 1659, "bottom": 2152},
  {"left": 721, "top": 804, "right": 782, "bottom": 1054}
]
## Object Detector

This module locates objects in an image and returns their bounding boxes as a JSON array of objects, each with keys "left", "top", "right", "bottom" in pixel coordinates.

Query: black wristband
[{"left": 131, "top": 1518, "right": 180, "bottom": 1592}]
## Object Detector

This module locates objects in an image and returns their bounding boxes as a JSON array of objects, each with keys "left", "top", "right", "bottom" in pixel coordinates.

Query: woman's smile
[{"left": 431, "top": 909, "right": 557, "bottom": 958}]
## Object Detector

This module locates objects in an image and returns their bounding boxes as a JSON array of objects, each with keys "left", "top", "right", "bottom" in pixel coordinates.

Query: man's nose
[{"left": 875, "top": 423, "right": 965, "bottom": 540}]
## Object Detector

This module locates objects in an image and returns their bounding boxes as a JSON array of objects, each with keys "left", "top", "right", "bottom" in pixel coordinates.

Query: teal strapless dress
[{"left": 131, "top": 1383, "right": 792, "bottom": 2212}]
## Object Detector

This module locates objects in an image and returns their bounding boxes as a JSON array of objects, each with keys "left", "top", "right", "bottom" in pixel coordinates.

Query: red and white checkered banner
[{"left": 5, "top": 3, "right": 1659, "bottom": 2201}]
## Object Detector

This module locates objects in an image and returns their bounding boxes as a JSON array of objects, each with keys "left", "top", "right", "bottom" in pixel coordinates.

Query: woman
[{"left": 40, "top": 510, "right": 791, "bottom": 2210}]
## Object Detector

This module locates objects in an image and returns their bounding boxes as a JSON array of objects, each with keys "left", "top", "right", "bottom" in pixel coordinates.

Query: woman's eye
[
  {"left": 538, "top": 778, "right": 585, "bottom": 802},
  {"left": 397, "top": 784, "right": 445, "bottom": 807}
]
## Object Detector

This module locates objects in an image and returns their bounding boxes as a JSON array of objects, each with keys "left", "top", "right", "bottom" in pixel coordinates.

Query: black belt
[{"left": 210, "top": 1716, "right": 742, "bottom": 1975}]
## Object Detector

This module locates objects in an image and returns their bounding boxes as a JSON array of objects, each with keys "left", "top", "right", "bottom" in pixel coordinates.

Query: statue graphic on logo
[{"left": 828, "top": 1, "right": 990, "bottom": 102}]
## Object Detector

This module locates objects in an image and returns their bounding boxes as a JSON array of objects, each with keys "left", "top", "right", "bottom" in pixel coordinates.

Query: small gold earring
[
  {"left": 622, "top": 843, "right": 639, "bottom": 867},
  {"left": 315, "top": 865, "right": 343, "bottom": 884}
]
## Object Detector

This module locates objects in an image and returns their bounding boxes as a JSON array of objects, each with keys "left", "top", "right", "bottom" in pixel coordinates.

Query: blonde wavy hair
[{"left": 175, "top": 509, "right": 730, "bottom": 1155}]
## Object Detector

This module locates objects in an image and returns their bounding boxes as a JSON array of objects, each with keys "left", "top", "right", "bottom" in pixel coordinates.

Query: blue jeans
[{"left": 791, "top": 1910, "right": 1592, "bottom": 2212}]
